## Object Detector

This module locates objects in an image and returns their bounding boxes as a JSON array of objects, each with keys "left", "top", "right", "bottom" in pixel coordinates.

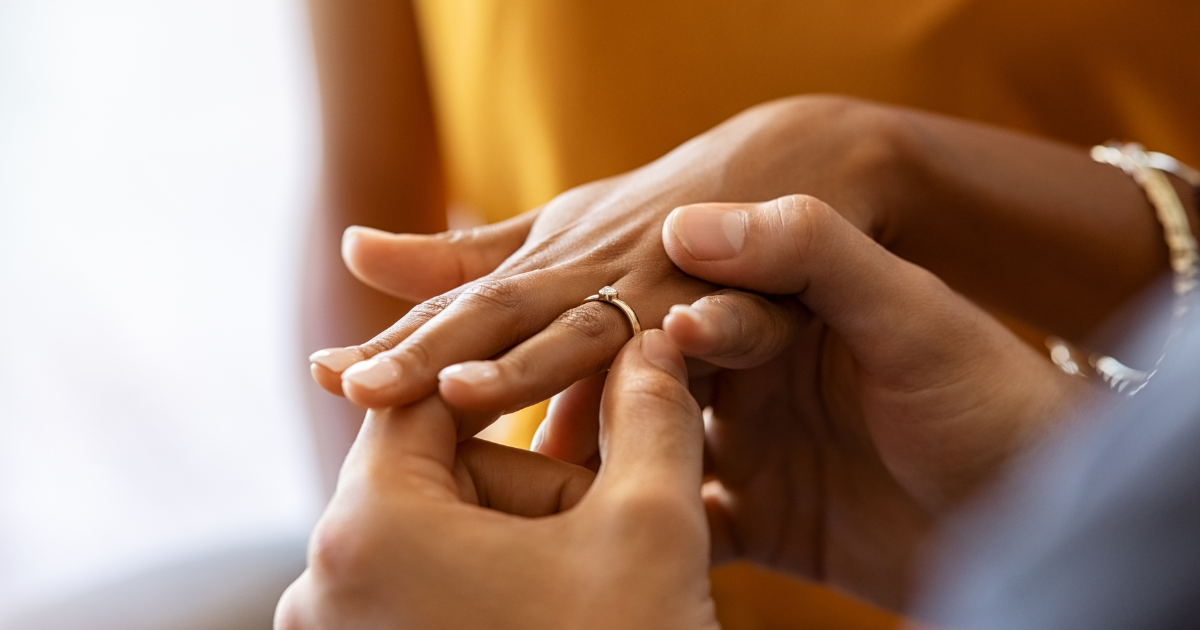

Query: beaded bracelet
[{"left": 1046, "top": 142, "right": 1199, "bottom": 396}]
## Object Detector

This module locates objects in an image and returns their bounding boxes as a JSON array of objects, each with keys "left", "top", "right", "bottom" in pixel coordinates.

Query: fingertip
[
  {"left": 436, "top": 361, "right": 502, "bottom": 410},
  {"left": 310, "top": 362, "right": 347, "bottom": 397},
  {"left": 341, "top": 357, "right": 403, "bottom": 407},
  {"left": 309, "top": 347, "right": 364, "bottom": 372},
  {"left": 340, "top": 225, "right": 385, "bottom": 266},
  {"left": 663, "top": 304, "right": 721, "bottom": 356},
  {"left": 639, "top": 329, "right": 688, "bottom": 385}
]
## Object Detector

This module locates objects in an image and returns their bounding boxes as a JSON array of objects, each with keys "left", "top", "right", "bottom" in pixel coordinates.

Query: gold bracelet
[{"left": 1046, "top": 142, "right": 1199, "bottom": 396}]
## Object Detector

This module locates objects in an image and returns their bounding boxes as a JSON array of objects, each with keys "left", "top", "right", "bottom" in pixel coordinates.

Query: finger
[
  {"left": 309, "top": 347, "right": 367, "bottom": 396},
  {"left": 340, "top": 398, "right": 459, "bottom": 500},
  {"left": 662, "top": 289, "right": 806, "bottom": 369},
  {"left": 342, "top": 210, "right": 537, "bottom": 302},
  {"left": 663, "top": 195, "right": 968, "bottom": 364},
  {"left": 339, "top": 267, "right": 595, "bottom": 408},
  {"left": 589, "top": 330, "right": 705, "bottom": 502},
  {"left": 436, "top": 300, "right": 631, "bottom": 413},
  {"left": 306, "top": 212, "right": 537, "bottom": 395},
  {"left": 702, "top": 481, "right": 738, "bottom": 565},
  {"left": 530, "top": 372, "right": 607, "bottom": 465},
  {"left": 308, "top": 287, "right": 469, "bottom": 397},
  {"left": 454, "top": 438, "right": 596, "bottom": 515}
]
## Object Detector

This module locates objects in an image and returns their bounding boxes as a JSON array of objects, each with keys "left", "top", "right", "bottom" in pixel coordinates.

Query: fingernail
[
  {"left": 640, "top": 329, "right": 688, "bottom": 385},
  {"left": 667, "top": 303, "right": 699, "bottom": 323},
  {"left": 438, "top": 362, "right": 499, "bottom": 387},
  {"left": 342, "top": 357, "right": 400, "bottom": 391},
  {"left": 308, "top": 347, "right": 363, "bottom": 373},
  {"left": 669, "top": 206, "right": 746, "bottom": 261},
  {"left": 342, "top": 225, "right": 394, "bottom": 262},
  {"left": 666, "top": 303, "right": 718, "bottom": 338},
  {"left": 341, "top": 225, "right": 368, "bottom": 262}
]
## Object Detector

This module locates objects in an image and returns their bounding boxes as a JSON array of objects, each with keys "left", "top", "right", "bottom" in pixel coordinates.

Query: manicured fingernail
[
  {"left": 669, "top": 206, "right": 746, "bottom": 261},
  {"left": 342, "top": 357, "right": 400, "bottom": 391},
  {"left": 641, "top": 329, "right": 688, "bottom": 385},
  {"left": 342, "top": 225, "right": 391, "bottom": 261},
  {"left": 308, "top": 347, "right": 363, "bottom": 373},
  {"left": 438, "top": 362, "right": 499, "bottom": 387}
]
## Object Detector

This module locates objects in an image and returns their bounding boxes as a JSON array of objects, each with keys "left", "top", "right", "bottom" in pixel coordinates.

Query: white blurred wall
[{"left": 0, "top": 0, "right": 321, "bottom": 616}]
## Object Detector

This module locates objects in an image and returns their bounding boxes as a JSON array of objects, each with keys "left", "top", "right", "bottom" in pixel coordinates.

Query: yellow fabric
[
  {"left": 410, "top": 1, "right": 1200, "bottom": 627},
  {"left": 414, "top": 0, "right": 1200, "bottom": 225}
]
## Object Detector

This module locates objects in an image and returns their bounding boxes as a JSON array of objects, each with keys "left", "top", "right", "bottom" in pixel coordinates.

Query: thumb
[
  {"left": 663, "top": 194, "right": 967, "bottom": 362},
  {"left": 589, "top": 330, "right": 705, "bottom": 504},
  {"left": 339, "top": 398, "right": 459, "bottom": 501},
  {"left": 342, "top": 209, "right": 536, "bottom": 302}
]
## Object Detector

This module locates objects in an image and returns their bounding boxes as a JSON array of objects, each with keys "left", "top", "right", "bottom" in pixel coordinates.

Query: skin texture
[
  {"left": 276, "top": 332, "right": 720, "bottom": 630},
  {"left": 533, "top": 195, "right": 1091, "bottom": 610},
  {"left": 308, "top": 96, "right": 1171, "bottom": 425},
  {"left": 281, "top": 195, "right": 1092, "bottom": 627}
]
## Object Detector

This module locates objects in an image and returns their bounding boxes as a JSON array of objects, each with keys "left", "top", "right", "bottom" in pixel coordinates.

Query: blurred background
[{"left": 0, "top": 0, "right": 320, "bottom": 625}]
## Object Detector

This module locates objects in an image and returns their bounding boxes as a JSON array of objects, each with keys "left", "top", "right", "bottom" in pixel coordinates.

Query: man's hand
[
  {"left": 277, "top": 331, "right": 719, "bottom": 630},
  {"left": 308, "top": 96, "right": 1159, "bottom": 444},
  {"left": 536, "top": 195, "right": 1092, "bottom": 610},
  {"left": 306, "top": 97, "right": 905, "bottom": 421}
]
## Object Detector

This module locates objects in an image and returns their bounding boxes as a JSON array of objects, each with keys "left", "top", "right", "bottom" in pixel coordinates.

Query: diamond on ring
[{"left": 582, "top": 286, "right": 642, "bottom": 336}]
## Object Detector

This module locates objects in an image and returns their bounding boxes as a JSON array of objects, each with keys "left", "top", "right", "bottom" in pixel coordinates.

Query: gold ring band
[{"left": 583, "top": 286, "right": 642, "bottom": 335}]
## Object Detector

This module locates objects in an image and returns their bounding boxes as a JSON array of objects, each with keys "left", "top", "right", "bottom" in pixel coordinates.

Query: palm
[{"left": 702, "top": 301, "right": 1077, "bottom": 610}]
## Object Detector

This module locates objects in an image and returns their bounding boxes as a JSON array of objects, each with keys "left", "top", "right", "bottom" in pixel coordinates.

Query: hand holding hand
[
  {"left": 277, "top": 331, "right": 718, "bottom": 630},
  {"left": 308, "top": 97, "right": 904, "bottom": 423},
  {"left": 309, "top": 96, "right": 1159, "bottom": 439},
  {"left": 538, "top": 195, "right": 1092, "bottom": 609}
]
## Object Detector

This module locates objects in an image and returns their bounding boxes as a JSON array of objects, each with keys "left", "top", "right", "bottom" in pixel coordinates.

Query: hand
[
  {"left": 537, "top": 195, "right": 1092, "bottom": 610},
  {"left": 276, "top": 331, "right": 719, "bottom": 630},
  {"left": 308, "top": 95, "right": 1164, "bottom": 428},
  {"left": 307, "top": 96, "right": 907, "bottom": 421}
]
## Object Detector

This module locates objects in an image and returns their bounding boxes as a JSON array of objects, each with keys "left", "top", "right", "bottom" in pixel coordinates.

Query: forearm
[
  {"left": 887, "top": 108, "right": 1192, "bottom": 340},
  {"left": 303, "top": 0, "right": 446, "bottom": 494},
  {"left": 300, "top": 200, "right": 422, "bottom": 496}
]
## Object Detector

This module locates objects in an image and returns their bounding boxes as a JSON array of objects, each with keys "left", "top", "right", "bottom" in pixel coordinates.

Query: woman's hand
[
  {"left": 537, "top": 195, "right": 1093, "bottom": 610},
  {"left": 276, "top": 331, "right": 719, "bottom": 630},
  {"left": 308, "top": 94, "right": 1165, "bottom": 430},
  {"left": 307, "top": 96, "right": 907, "bottom": 419}
]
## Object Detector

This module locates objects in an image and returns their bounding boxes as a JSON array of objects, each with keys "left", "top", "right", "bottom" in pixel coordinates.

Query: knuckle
[
  {"left": 358, "top": 293, "right": 457, "bottom": 358},
  {"left": 775, "top": 194, "right": 834, "bottom": 265},
  {"left": 458, "top": 278, "right": 523, "bottom": 312},
  {"left": 307, "top": 517, "right": 373, "bottom": 587},
  {"left": 703, "top": 291, "right": 770, "bottom": 352},
  {"left": 407, "top": 293, "right": 457, "bottom": 322},
  {"left": 622, "top": 372, "right": 698, "bottom": 417},
  {"left": 395, "top": 337, "right": 433, "bottom": 370},
  {"left": 554, "top": 303, "right": 619, "bottom": 341}
]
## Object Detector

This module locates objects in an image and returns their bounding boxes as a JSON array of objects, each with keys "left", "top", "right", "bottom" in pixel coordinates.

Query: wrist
[{"left": 730, "top": 95, "right": 919, "bottom": 241}]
